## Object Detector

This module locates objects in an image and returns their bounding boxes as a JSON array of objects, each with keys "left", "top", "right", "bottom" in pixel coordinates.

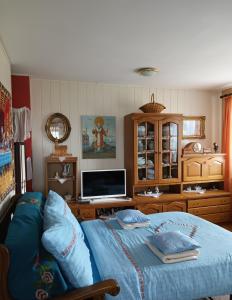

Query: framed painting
[
  {"left": 81, "top": 115, "right": 116, "bottom": 159},
  {"left": 0, "top": 82, "right": 14, "bottom": 202},
  {"left": 183, "top": 116, "right": 206, "bottom": 139}
]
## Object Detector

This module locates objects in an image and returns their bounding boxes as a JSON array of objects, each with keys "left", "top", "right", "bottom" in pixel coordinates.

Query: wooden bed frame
[{"left": 0, "top": 195, "right": 120, "bottom": 300}]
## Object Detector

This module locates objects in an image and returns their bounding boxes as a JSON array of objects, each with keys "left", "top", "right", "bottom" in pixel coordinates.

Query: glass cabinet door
[
  {"left": 160, "top": 121, "right": 180, "bottom": 182},
  {"left": 136, "top": 121, "right": 158, "bottom": 182}
]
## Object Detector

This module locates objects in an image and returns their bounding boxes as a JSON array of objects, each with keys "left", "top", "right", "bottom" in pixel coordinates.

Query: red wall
[{"left": 11, "top": 75, "right": 32, "bottom": 191}]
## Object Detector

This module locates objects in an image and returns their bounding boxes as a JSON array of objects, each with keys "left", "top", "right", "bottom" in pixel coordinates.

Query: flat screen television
[{"left": 81, "top": 169, "right": 126, "bottom": 199}]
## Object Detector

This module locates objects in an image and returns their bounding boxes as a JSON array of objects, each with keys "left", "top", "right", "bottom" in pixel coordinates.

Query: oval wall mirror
[{"left": 45, "top": 113, "right": 71, "bottom": 143}]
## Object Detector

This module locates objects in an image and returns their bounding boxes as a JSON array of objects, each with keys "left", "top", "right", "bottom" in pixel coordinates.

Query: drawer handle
[{"left": 222, "top": 200, "right": 229, "bottom": 204}]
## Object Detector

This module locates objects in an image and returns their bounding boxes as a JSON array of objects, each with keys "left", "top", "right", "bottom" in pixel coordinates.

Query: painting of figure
[
  {"left": 81, "top": 115, "right": 116, "bottom": 159},
  {"left": 0, "top": 83, "right": 14, "bottom": 202}
]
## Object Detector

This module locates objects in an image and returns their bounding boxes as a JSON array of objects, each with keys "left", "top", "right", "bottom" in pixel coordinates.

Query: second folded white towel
[{"left": 146, "top": 242, "right": 199, "bottom": 264}]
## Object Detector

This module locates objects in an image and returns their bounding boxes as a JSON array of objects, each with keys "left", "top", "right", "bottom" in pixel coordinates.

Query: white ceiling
[{"left": 1, "top": 0, "right": 232, "bottom": 90}]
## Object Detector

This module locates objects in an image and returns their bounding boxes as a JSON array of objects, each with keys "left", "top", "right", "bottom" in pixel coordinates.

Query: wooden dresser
[
  {"left": 133, "top": 153, "right": 231, "bottom": 223},
  {"left": 122, "top": 112, "right": 231, "bottom": 224},
  {"left": 68, "top": 199, "right": 136, "bottom": 220},
  {"left": 186, "top": 190, "right": 231, "bottom": 223},
  {"left": 135, "top": 194, "right": 187, "bottom": 215}
]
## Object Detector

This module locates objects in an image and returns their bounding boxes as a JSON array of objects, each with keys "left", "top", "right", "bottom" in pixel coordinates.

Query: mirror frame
[
  {"left": 45, "top": 113, "right": 71, "bottom": 143},
  {"left": 183, "top": 116, "right": 206, "bottom": 139}
]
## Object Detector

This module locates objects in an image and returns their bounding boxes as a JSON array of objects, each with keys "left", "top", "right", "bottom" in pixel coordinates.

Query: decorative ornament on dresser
[
  {"left": 182, "top": 142, "right": 203, "bottom": 155},
  {"left": 81, "top": 115, "right": 116, "bottom": 159},
  {"left": 213, "top": 142, "right": 219, "bottom": 153}
]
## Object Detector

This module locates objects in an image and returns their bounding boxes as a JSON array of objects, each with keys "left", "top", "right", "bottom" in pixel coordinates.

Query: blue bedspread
[{"left": 82, "top": 212, "right": 232, "bottom": 300}]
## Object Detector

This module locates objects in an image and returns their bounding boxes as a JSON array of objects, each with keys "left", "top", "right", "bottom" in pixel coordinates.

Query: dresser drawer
[
  {"left": 68, "top": 203, "right": 78, "bottom": 217},
  {"left": 163, "top": 201, "right": 186, "bottom": 212},
  {"left": 137, "top": 204, "right": 163, "bottom": 215},
  {"left": 79, "top": 208, "right": 96, "bottom": 220},
  {"left": 188, "top": 197, "right": 231, "bottom": 208},
  {"left": 199, "top": 212, "right": 232, "bottom": 223},
  {"left": 188, "top": 204, "right": 232, "bottom": 216}
]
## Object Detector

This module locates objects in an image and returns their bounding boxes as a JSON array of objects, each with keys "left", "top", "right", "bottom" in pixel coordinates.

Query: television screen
[{"left": 81, "top": 169, "right": 126, "bottom": 199}]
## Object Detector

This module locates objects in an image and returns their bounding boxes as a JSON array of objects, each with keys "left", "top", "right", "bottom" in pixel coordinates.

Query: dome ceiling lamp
[{"left": 135, "top": 67, "right": 159, "bottom": 77}]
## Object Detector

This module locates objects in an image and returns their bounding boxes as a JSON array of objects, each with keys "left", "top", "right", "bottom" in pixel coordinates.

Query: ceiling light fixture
[{"left": 136, "top": 67, "right": 159, "bottom": 77}]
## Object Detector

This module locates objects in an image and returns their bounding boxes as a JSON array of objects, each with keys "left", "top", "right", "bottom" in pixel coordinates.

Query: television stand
[
  {"left": 68, "top": 198, "right": 136, "bottom": 220},
  {"left": 89, "top": 197, "right": 132, "bottom": 204}
]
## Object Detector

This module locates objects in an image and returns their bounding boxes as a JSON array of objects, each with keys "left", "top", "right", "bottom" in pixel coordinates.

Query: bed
[
  {"left": 1, "top": 195, "right": 232, "bottom": 300},
  {"left": 82, "top": 212, "right": 232, "bottom": 300}
]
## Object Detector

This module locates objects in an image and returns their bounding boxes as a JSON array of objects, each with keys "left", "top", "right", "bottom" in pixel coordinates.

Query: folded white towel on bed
[
  {"left": 117, "top": 219, "right": 150, "bottom": 229},
  {"left": 146, "top": 242, "right": 199, "bottom": 264}
]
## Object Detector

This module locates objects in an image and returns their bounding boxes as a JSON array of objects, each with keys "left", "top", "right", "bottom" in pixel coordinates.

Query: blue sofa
[{"left": 0, "top": 193, "right": 119, "bottom": 300}]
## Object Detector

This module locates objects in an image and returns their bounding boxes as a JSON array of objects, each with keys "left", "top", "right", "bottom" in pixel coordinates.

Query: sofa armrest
[
  {"left": 0, "top": 243, "right": 119, "bottom": 300},
  {"left": 51, "top": 279, "right": 120, "bottom": 300},
  {"left": 0, "top": 245, "right": 11, "bottom": 300}
]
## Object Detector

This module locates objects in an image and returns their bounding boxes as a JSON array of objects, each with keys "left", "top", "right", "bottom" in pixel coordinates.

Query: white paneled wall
[
  {"left": 0, "top": 39, "right": 11, "bottom": 92},
  {"left": 30, "top": 78, "right": 221, "bottom": 193}
]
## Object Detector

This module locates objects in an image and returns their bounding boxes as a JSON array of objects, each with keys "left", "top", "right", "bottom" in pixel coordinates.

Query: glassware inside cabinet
[
  {"left": 138, "top": 139, "right": 145, "bottom": 153},
  {"left": 137, "top": 121, "right": 156, "bottom": 181},
  {"left": 138, "top": 123, "right": 146, "bottom": 137},
  {"left": 161, "top": 122, "right": 179, "bottom": 179},
  {"left": 138, "top": 154, "right": 146, "bottom": 167}
]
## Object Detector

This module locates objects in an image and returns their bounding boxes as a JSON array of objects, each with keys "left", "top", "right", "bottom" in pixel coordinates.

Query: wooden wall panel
[{"left": 30, "top": 79, "right": 221, "bottom": 193}]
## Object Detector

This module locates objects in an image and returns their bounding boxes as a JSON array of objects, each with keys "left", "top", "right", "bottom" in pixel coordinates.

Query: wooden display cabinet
[
  {"left": 124, "top": 113, "right": 183, "bottom": 196},
  {"left": 45, "top": 156, "right": 77, "bottom": 200}
]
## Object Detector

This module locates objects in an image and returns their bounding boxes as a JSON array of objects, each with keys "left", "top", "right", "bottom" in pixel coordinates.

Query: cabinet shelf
[
  {"left": 162, "top": 150, "right": 177, "bottom": 153},
  {"left": 138, "top": 165, "right": 155, "bottom": 169},
  {"left": 162, "top": 136, "right": 178, "bottom": 140},
  {"left": 138, "top": 150, "right": 155, "bottom": 154},
  {"left": 138, "top": 136, "right": 155, "bottom": 139},
  {"left": 45, "top": 156, "right": 77, "bottom": 199},
  {"left": 48, "top": 177, "right": 75, "bottom": 182},
  {"left": 162, "top": 163, "right": 170, "bottom": 167}
]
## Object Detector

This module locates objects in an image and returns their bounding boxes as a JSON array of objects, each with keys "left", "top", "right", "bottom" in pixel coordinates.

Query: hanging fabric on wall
[
  {"left": 222, "top": 95, "right": 232, "bottom": 192},
  {"left": 26, "top": 157, "right": 32, "bottom": 181},
  {"left": 13, "top": 106, "right": 31, "bottom": 142},
  {"left": 0, "top": 81, "right": 14, "bottom": 202},
  {"left": 12, "top": 75, "right": 33, "bottom": 192}
]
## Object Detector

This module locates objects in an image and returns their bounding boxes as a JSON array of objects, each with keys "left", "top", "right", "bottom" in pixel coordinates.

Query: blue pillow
[
  {"left": 151, "top": 231, "right": 201, "bottom": 255},
  {"left": 116, "top": 209, "right": 150, "bottom": 224},
  {"left": 42, "top": 215, "right": 93, "bottom": 288},
  {"left": 44, "top": 190, "right": 84, "bottom": 240},
  {"left": 5, "top": 192, "right": 68, "bottom": 300}
]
